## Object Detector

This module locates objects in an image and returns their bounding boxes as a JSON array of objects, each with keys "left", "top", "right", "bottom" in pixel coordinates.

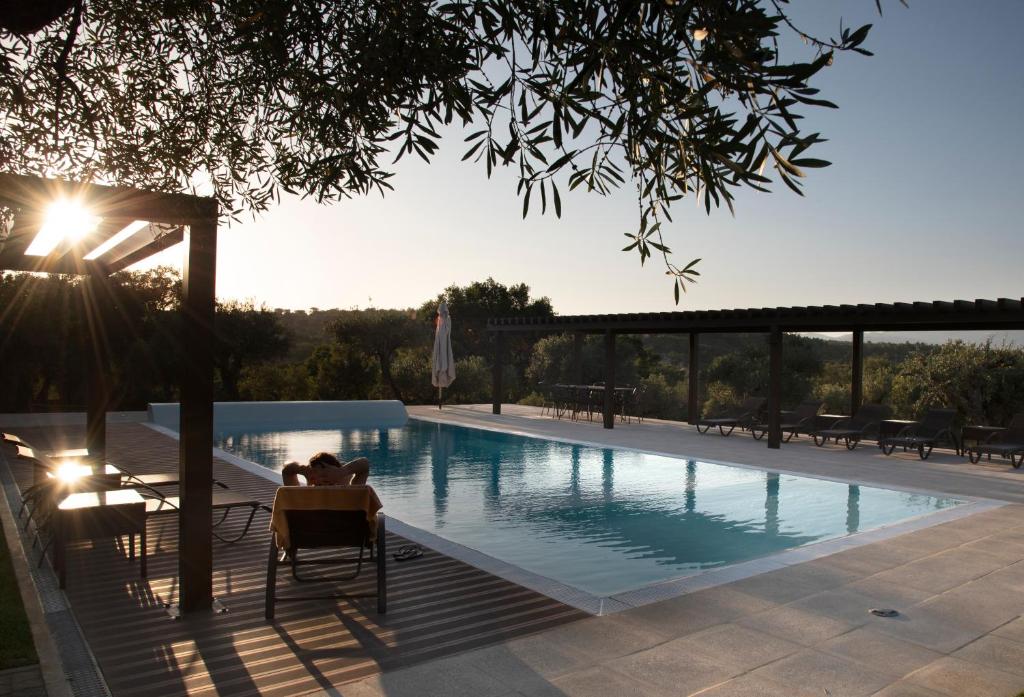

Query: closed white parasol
[{"left": 431, "top": 301, "right": 455, "bottom": 408}]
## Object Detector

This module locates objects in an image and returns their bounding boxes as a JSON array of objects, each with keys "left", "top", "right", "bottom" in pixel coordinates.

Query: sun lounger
[
  {"left": 967, "top": 413, "right": 1024, "bottom": 469},
  {"left": 879, "top": 408, "right": 958, "bottom": 460},
  {"left": 811, "top": 404, "right": 891, "bottom": 450},
  {"left": 265, "top": 485, "right": 387, "bottom": 618},
  {"left": 143, "top": 490, "right": 264, "bottom": 543},
  {"left": 751, "top": 400, "right": 824, "bottom": 442},
  {"left": 695, "top": 397, "right": 766, "bottom": 436}
]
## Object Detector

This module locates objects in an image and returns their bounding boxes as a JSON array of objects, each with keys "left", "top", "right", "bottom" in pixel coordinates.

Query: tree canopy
[{"left": 1, "top": 0, "right": 882, "bottom": 299}]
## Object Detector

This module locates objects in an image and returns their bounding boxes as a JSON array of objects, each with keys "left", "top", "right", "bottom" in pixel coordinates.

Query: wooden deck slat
[{"left": 7, "top": 423, "right": 586, "bottom": 696}]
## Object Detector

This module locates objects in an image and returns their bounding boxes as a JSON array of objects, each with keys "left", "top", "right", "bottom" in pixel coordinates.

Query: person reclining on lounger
[{"left": 281, "top": 452, "right": 370, "bottom": 486}]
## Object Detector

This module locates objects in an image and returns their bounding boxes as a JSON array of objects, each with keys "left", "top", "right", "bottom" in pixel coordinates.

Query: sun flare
[{"left": 24, "top": 198, "right": 100, "bottom": 257}]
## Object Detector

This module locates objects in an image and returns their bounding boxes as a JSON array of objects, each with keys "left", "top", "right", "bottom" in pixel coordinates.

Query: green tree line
[{"left": 3, "top": 267, "right": 1024, "bottom": 427}]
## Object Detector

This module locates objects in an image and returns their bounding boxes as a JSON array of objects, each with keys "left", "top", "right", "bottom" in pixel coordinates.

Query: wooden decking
[{"left": 7, "top": 423, "right": 586, "bottom": 697}]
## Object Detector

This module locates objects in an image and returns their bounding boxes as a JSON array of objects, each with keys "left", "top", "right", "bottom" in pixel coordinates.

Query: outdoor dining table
[{"left": 54, "top": 488, "right": 147, "bottom": 589}]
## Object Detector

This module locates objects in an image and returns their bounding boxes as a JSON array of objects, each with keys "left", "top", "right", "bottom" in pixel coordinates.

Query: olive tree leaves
[{"left": 0, "top": 0, "right": 880, "bottom": 299}]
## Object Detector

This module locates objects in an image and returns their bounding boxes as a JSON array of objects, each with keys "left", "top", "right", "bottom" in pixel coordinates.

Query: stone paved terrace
[
  {"left": 6, "top": 406, "right": 1024, "bottom": 697},
  {"left": 0, "top": 421, "right": 585, "bottom": 697},
  {"left": 327, "top": 404, "right": 1024, "bottom": 697}
]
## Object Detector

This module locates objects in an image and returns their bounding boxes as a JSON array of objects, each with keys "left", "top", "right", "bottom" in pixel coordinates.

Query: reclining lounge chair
[
  {"left": 879, "top": 408, "right": 958, "bottom": 460},
  {"left": 812, "top": 404, "right": 891, "bottom": 451},
  {"left": 266, "top": 485, "right": 387, "bottom": 619},
  {"left": 751, "top": 400, "right": 825, "bottom": 442},
  {"left": 695, "top": 397, "right": 766, "bottom": 437},
  {"left": 968, "top": 413, "right": 1024, "bottom": 469}
]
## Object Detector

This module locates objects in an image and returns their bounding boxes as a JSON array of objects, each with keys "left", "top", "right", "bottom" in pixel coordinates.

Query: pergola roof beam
[{"left": 487, "top": 297, "right": 1024, "bottom": 335}]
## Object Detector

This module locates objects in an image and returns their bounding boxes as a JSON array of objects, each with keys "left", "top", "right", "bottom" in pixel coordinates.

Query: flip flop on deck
[{"left": 392, "top": 544, "right": 423, "bottom": 562}]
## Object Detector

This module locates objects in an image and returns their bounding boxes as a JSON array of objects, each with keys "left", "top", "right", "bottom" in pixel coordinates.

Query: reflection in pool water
[{"left": 215, "top": 419, "right": 962, "bottom": 596}]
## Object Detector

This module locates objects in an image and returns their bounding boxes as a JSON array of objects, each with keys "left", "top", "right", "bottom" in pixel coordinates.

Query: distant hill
[{"left": 804, "top": 331, "right": 1024, "bottom": 346}]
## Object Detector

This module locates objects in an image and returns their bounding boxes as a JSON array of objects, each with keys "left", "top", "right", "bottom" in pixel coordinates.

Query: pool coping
[{"left": 145, "top": 419, "right": 1007, "bottom": 617}]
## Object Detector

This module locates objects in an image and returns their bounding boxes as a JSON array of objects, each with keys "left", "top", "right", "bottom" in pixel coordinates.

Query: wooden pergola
[
  {"left": 487, "top": 298, "right": 1024, "bottom": 449},
  {"left": 0, "top": 172, "right": 217, "bottom": 613}
]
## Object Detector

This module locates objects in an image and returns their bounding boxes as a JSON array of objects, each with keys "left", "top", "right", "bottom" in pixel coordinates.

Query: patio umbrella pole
[{"left": 439, "top": 386, "right": 442, "bottom": 410}]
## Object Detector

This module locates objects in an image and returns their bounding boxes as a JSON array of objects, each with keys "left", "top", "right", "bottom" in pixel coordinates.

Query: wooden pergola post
[
  {"left": 572, "top": 332, "right": 584, "bottom": 385},
  {"left": 687, "top": 332, "right": 700, "bottom": 423},
  {"left": 83, "top": 273, "right": 109, "bottom": 463},
  {"left": 178, "top": 215, "right": 218, "bottom": 612},
  {"left": 767, "top": 326, "right": 783, "bottom": 449},
  {"left": 491, "top": 331, "right": 504, "bottom": 415},
  {"left": 0, "top": 174, "right": 220, "bottom": 616},
  {"left": 603, "top": 330, "right": 615, "bottom": 429},
  {"left": 851, "top": 329, "right": 864, "bottom": 416}
]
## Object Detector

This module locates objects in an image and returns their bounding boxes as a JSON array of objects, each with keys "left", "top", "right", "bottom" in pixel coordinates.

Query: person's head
[{"left": 308, "top": 452, "right": 342, "bottom": 470}]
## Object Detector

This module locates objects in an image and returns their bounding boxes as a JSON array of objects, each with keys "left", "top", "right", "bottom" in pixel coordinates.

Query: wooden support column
[
  {"left": 687, "top": 333, "right": 700, "bottom": 423},
  {"left": 84, "top": 273, "right": 109, "bottom": 463},
  {"left": 572, "top": 332, "right": 584, "bottom": 385},
  {"left": 767, "top": 327, "right": 783, "bottom": 449},
  {"left": 603, "top": 330, "right": 616, "bottom": 429},
  {"left": 179, "top": 215, "right": 217, "bottom": 613},
  {"left": 491, "top": 332, "right": 504, "bottom": 415},
  {"left": 851, "top": 329, "right": 864, "bottom": 416}
]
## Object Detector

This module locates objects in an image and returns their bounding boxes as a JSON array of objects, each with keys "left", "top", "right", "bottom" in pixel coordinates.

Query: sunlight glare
[
  {"left": 25, "top": 199, "right": 101, "bottom": 256},
  {"left": 54, "top": 460, "right": 87, "bottom": 483},
  {"left": 83, "top": 220, "right": 149, "bottom": 260}
]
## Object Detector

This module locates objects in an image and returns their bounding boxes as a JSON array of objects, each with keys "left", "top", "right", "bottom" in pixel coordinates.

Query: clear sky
[{"left": 137, "top": 1, "right": 1024, "bottom": 315}]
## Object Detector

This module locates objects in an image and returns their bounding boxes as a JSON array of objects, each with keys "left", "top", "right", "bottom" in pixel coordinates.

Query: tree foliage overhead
[{"left": 1, "top": 0, "right": 881, "bottom": 298}]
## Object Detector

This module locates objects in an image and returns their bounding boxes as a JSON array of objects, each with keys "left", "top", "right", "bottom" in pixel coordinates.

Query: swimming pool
[{"left": 213, "top": 419, "right": 964, "bottom": 599}]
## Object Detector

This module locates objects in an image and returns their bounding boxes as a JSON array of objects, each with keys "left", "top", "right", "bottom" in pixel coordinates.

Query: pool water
[{"left": 214, "top": 419, "right": 963, "bottom": 597}]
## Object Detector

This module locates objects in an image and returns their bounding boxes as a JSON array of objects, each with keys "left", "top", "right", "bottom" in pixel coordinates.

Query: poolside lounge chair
[
  {"left": 265, "top": 485, "right": 387, "bottom": 619},
  {"left": 695, "top": 397, "right": 766, "bottom": 436},
  {"left": 751, "top": 400, "right": 824, "bottom": 442},
  {"left": 811, "top": 404, "right": 891, "bottom": 450},
  {"left": 143, "top": 490, "right": 264, "bottom": 543},
  {"left": 967, "top": 413, "right": 1024, "bottom": 469},
  {"left": 879, "top": 408, "right": 958, "bottom": 460},
  {"left": 13, "top": 444, "right": 183, "bottom": 530}
]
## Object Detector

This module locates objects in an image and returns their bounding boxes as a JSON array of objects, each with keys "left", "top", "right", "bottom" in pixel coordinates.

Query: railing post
[
  {"left": 491, "top": 331, "right": 504, "bottom": 415},
  {"left": 768, "top": 326, "right": 783, "bottom": 449},
  {"left": 852, "top": 329, "right": 864, "bottom": 416},
  {"left": 688, "top": 332, "right": 700, "bottom": 423},
  {"left": 179, "top": 214, "right": 217, "bottom": 613},
  {"left": 603, "top": 330, "right": 615, "bottom": 429}
]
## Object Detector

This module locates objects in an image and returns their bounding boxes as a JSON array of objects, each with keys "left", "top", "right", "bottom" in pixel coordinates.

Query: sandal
[{"left": 392, "top": 544, "right": 423, "bottom": 562}]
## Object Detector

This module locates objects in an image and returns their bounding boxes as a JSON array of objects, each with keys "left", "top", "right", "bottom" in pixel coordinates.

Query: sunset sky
[{"left": 137, "top": 2, "right": 1024, "bottom": 316}]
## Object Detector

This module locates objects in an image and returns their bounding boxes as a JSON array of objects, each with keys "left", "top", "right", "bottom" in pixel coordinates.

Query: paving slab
[
  {"left": 992, "top": 615, "right": 1024, "bottom": 643},
  {"left": 865, "top": 605, "right": 990, "bottom": 654},
  {"left": 353, "top": 656, "right": 510, "bottom": 697},
  {"left": 690, "top": 673, "right": 821, "bottom": 697},
  {"left": 820, "top": 628, "right": 943, "bottom": 678},
  {"left": 605, "top": 642, "right": 737, "bottom": 695},
  {"left": 870, "top": 548, "right": 1008, "bottom": 594},
  {"left": 749, "top": 648, "right": 894, "bottom": 697},
  {"left": 665, "top": 623, "right": 802, "bottom": 674},
  {"left": 841, "top": 577, "right": 934, "bottom": 610},
  {"left": 548, "top": 665, "right": 675, "bottom": 697},
  {"left": 869, "top": 682, "right": 948, "bottom": 697},
  {"left": 902, "top": 656, "right": 1024, "bottom": 697},
  {"left": 529, "top": 614, "right": 668, "bottom": 662},
  {"left": 912, "top": 580, "right": 1024, "bottom": 633},
  {"left": 736, "top": 603, "right": 860, "bottom": 647},
  {"left": 950, "top": 634, "right": 1024, "bottom": 678},
  {"left": 723, "top": 560, "right": 860, "bottom": 605}
]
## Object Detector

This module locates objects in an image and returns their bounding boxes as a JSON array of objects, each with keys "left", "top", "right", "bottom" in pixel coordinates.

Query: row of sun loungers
[
  {"left": 1, "top": 431, "right": 387, "bottom": 615},
  {"left": 694, "top": 402, "right": 1024, "bottom": 467}
]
